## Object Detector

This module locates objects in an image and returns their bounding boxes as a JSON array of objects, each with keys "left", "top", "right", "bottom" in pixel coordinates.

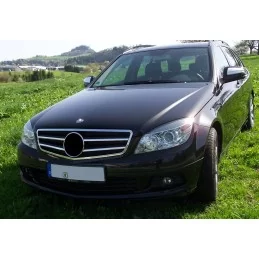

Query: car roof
[{"left": 123, "top": 41, "right": 229, "bottom": 54}]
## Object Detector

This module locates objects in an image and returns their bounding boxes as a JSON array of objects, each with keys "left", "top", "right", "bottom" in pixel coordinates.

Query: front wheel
[{"left": 195, "top": 128, "right": 219, "bottom": 203}]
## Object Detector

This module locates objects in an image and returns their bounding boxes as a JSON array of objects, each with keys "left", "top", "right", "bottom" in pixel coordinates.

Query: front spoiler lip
[{"left": 21, "top": 174, "right": 191, "bottom": 200}]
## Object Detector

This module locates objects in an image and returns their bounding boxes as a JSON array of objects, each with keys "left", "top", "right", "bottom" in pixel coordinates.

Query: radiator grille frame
[{"left": 36, "top": 128, "right": 133, "bottom": 160}]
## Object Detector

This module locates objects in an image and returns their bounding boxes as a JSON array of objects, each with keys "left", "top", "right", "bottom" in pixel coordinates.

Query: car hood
[{"left": 32, "top": 83, "right": 213, "bottom": 134}]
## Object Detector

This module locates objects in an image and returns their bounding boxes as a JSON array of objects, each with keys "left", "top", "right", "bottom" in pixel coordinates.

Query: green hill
[
  {"left": 61, "top": 45, "right": 95, "bottom": 57},
  {"left": 0, "top": 45, "right": 96, "bottom": 67},
  {"left": 0, "top": 44, "right": 154, "bottom": 67},
  {"left": 65, "top": 46, "right": 130, "bottom": 65}
]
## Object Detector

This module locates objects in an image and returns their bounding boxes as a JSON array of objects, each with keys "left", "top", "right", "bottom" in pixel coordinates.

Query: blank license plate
[{"left": 47, "top": 164, "right": 105, "bottom": 182}]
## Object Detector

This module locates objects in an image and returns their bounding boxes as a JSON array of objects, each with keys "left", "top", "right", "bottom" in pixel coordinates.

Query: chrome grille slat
[
  {"left": 40, "top": 143, "right": 65, "bottom": 151},
  {"left": 37, "top": 129, "right": 133, "bottom": 160},
  {"left": 38, "top": 136, "right": 65, "bottom": 141},
  {"left": 83, "top": 138, "right": 128, "bottom": 142},
  {"left": 83, "top": 147, "right": 125, "bottom": 152},
  {"left": 37, "top": 129, "right": 131, "bottom": 133}
]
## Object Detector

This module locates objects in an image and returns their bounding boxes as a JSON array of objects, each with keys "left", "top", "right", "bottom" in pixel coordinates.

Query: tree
[
  {"left": 245, "top": 40, "right": 257, "bottom": 54},
  {"left": 233, "top": 40, "right": 258, "bottom": 55},
  {"left": 131, "top": 44, "right": 155, "bottom": 49},
  {"left": 234, "top": 41, "right": 249, "bottom": 55},
  {"left": 255, "top": 40, "right": 259, "bottom": 55},
  {"left": 180, "top": 40, "right": 209, "bottom": 43}
]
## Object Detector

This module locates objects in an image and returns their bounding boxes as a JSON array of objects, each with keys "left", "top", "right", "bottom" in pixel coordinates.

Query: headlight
[
  {"left": 21, "top": 121, "right": 37, "bottom": 149},
  {"left": 135, "top": 118, "right": 194, "bottom": 154}
]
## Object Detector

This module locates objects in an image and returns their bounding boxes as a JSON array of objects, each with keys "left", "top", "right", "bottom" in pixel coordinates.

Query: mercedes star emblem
[{"left": 76, "top": 118, "right": 84, "bottom": 124}]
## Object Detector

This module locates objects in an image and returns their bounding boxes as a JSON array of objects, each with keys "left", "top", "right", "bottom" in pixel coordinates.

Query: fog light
[{"left": 163, "top": 177, "right": 174, "bottom": 185}]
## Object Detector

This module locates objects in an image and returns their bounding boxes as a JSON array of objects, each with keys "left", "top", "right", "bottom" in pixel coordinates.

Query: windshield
[{"left": 93, "top": 47, "right": 211, "bottom": 88}]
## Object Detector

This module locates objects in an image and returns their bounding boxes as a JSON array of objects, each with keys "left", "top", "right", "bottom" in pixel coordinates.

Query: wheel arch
[{"left": 195, "top": 106, "right": 224, "bottom": 158}]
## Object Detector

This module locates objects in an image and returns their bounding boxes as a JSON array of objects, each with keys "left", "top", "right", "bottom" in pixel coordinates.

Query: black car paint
[
  {"left": 32, "top": 83, "right": 210, "bottom": 133},
  {"left": 18, "top": 42, "right": 254, "bottom": 199}
]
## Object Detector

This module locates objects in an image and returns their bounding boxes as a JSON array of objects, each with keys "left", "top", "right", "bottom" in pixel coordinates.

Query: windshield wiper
[
  {"left": 94, "top": 84, "right": 122, "bottom": 88},
  {"left": 124, "top": 80, "right": 182, "bottom": 85},
  {"left": 94, "top": 80, "right": 183, "bottom": 88}
]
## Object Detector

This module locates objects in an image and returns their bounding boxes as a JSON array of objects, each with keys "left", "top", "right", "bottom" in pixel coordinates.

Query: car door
[
  {"left": 212, "top": 46, "right": 242, "bottom": 148},
  {"left": 228, "top": 48, "right": 251, "bottom": 125},
  {"left": 221, "top": 46, "right": 249, "bottom": 130}
]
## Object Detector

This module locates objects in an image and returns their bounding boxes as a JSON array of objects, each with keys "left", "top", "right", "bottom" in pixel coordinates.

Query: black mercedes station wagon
[{"left": 18, "top": 41, "right": 255, "bottom": 202}]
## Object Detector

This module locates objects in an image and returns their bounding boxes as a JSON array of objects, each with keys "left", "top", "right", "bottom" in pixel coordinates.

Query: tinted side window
[
  {"left": 213, "top": 47, "right": 229, "bottom": 77},
  {"left": 229, "top": 49, "right": 244, "bottom": 67},
  {"left": 221, "top": 47, "right": 238, "bottom": 66}
]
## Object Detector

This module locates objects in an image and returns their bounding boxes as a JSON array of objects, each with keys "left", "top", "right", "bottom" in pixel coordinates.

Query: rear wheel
[{"left": 195, "top": 128, "right": 219, "bottom": 203}]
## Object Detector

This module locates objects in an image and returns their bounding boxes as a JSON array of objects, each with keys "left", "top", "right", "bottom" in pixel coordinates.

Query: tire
[
  {"left": 195, "top": 128, "right": 219, "bottom": 203},
  {"left": 244, "top": 94, "right": 255, "bottom": 130}
]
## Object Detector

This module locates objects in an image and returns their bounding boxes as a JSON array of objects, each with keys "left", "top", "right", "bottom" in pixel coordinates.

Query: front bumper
[
  {"left": 18, "top": 135, "right": 205, "bottom": 199},
  {"left": 21, "top": 173, "right": 192, "bottom": 199}
]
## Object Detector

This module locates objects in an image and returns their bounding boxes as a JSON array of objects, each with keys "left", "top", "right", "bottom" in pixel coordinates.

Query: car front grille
[{"left": 37, "top": 129, "right": 133, "bottom": 160}]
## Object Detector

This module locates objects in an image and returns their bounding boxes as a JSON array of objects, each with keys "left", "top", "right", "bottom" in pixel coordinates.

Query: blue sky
[{"left": 0, "top": 40, "right": 237, "bottom": 61}]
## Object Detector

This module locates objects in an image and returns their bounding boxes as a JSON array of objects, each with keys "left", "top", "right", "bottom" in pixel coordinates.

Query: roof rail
[
  {"left": 209, "top": 40, "right": 229, "bottom": 46},
  {"left": 123, "top": 45, "right": 155, "bottom": 54}
]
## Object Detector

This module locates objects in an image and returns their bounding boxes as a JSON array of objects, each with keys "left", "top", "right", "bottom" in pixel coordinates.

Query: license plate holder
[{"left": 47, "top": 164, "right": 105, "bottom": 182}]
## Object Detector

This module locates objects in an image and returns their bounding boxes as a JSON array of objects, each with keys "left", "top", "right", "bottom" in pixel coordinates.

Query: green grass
[{"left": 0, "top": 61, "right": 259, "bottom": 219}]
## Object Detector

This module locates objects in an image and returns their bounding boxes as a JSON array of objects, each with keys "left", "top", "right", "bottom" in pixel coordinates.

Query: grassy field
[{"left": 0, "top": 61, "right": 259, "bottom": 219}]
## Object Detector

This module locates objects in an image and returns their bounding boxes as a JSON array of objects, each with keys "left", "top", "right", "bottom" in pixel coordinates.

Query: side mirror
[
  {"left": 83, "top": 76, "right": 95, "bottom": 87},
  {"left": 223, "top": 67, "right": 246, "bottom": 84}
]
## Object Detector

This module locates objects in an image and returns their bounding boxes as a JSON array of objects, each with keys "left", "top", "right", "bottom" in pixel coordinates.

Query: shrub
[
  {"left": 12, "top": 74, "right": 19, "bottom": 82},
  {"left": 21, "top": 70, "right": 54, "bottom": 82},
  {"left": 47, "top": 71, "right": 54, "bottom": 79},
  {"left": 84, "top": 65, "right": 92, "bottom": 75},
  {"left": 64, "top": 65, "right": 81, "bottom": 73},
  {"left": 0, "top": 73, "right": 9, "bottom": 83},
  {"left": 31, "top": 71, "right": 39, "bottom": 81}
]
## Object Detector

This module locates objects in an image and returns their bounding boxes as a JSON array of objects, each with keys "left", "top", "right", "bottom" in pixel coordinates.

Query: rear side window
[
  {"left": 213, "top": 47, "right": 229, "bottom": 77},
  {"left": 229, "top": 49, "right": 244, "bottom": 67},
  {"left": 221, "top": 47, "right": 238, "bottom": 66}
]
